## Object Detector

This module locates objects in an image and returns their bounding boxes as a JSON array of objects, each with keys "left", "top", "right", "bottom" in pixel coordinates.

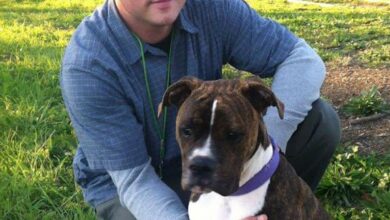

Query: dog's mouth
[
  {"left": 181, "top": 155, "right": 242, "bottom": 196},
  {"left": 189, "top": 185, "right": 212, "bottom": 194},
  {"left": 182, "top": 175, "right": 213, "bottom": 194},
  {"left": 182, "top": 172, "right": 239, "bottom": 196}
]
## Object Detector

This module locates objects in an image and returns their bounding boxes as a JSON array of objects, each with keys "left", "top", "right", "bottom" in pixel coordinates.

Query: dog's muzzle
[{"left": 184, "top": 156, "right": 217, "bottom": 192}]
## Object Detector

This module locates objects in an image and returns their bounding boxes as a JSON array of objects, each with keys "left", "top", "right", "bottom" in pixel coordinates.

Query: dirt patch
[{"left": 321, "top": 65, "right": 390, "bottom": 154}]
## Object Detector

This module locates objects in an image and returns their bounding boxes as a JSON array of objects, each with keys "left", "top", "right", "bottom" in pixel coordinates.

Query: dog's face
[{"left": 159, "top": 77, "right": 284, "bottom": 196}]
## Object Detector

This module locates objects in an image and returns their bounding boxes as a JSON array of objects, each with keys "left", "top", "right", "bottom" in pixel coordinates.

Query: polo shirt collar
[
  {"left": 107, "top": 0, "right": 141, "bottom": 65},
  {"left": 176, "top": 7, "right": 199, "bottom": 34},
  {"left": 106, "top": 0, "right": 198, "bottom": 65}
]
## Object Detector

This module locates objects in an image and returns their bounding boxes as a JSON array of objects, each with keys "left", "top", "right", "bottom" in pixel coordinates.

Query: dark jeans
[
  {"left": 285, "top": 99, "right": 341, "bottom": 190},
  {"left": 96, "top": 99, "right": 341, "bottom": 219}
]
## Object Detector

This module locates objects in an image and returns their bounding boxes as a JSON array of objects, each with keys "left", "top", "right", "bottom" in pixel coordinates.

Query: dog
[{"left": 159, "top": 76, "right": 331, "bottom": 220}]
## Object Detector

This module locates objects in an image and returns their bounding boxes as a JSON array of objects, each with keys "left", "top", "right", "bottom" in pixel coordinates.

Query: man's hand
[{"left": 243, "top": 214, "right": 268, "bottom": 220}]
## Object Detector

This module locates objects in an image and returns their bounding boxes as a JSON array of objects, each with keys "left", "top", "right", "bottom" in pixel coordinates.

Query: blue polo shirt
[{"left": 61, "top": 0, "right": 298, "bottom": 207}]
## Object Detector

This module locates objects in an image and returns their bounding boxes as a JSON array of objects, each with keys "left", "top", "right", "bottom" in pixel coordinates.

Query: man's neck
[
  {"left": 127, "top": 19, "right": 172, "bottom": 44},
  {"left": 115, "top": 0, "right": 173, "bottom": 44}
]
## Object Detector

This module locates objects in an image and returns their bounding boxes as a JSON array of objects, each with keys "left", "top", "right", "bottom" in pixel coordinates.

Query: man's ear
[
  {"left": 158, "top": 76, "right": 202, "bottom": 117},
  {"left": 240, "top": 77, "right": 284, "bottom": 119}
]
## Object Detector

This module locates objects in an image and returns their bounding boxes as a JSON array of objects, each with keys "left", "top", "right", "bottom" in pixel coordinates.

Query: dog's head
[{"left": 159, "top": 76, "right": 284, "bottom": 196}]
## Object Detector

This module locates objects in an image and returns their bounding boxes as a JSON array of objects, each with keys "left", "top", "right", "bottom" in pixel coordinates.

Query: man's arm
[
  {"left": 263, "top": 39, "right": 326, "bottom": 151},
  {"left": 217, "top": 0, "right": 325, "bottom": 150},
  {"left": 61, "top": 65, "right": 188, "bottom": 219},
  {"left": 108, "top": 161, "right": 188, "bottom": 220}
]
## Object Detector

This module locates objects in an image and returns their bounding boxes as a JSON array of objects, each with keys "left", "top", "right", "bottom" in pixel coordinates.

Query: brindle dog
[{"left": 159, "top": 76, "right": 331, "bottom": 220}]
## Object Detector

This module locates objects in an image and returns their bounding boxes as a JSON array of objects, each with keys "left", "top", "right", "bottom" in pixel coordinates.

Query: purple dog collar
[{"left": 230, "top": 136, "right": 280, "bottom": 196}]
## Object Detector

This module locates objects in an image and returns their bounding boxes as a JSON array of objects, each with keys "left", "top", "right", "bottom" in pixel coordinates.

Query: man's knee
[
  {"left": 285, "top": 99, "right": 341, "bottom": 190},
  {"left": 311, "top": 99, "right": 341, "bottom": 151},
  {"left": 286, "top": 98, "right": 341, "bottom": 159}
]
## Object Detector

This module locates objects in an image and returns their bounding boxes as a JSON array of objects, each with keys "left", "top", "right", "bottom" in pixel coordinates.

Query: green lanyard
[{"left": 132, "top": 31, "right": 175, "bottom": 178}]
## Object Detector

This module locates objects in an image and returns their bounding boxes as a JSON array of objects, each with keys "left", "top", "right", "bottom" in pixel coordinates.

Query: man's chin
[
  {"left": 153, "top": 14, "right": 178, "bottom": 26},
  {"left": 148, "top": 5, "right": 181, "bottom": 26}
]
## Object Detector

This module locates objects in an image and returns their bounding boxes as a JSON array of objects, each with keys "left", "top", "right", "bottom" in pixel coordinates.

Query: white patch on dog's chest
[
  {"left": 189, "top": 181, "right": 270, "bottom": 220},
  {"left": 189, "top": 145, "right": 273, "bottom": 220}
]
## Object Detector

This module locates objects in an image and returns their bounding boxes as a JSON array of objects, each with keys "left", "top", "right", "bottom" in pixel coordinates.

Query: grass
[
  {"left": 311, "top": 0, "right": 390, "bottom": 6},
  {"left": 247, "top": 0, "right": 390, "bottom": 68},
  {"left": 342, "top": 86, "right": 389, "bottom": 117},
  {"left": 0, "top": 0, "right": 102, "bottom": 218},
  {"left": 317, "top": 145, "right": 390, "bottom": 219},
  {"left": 0, "top": 0, "right": 389, "bottom": 219}
]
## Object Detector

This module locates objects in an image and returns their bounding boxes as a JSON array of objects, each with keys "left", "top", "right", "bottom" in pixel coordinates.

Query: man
[{"left": 60, "top": 0, "right": 341, "bottom": 219}]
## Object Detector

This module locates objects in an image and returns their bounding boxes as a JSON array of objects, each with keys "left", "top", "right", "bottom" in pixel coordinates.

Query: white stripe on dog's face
[
  {"left": 189, "top": 99, "right": 218, "bottom": 160},
  {"left": 210, "top": 99, "right": 218, "bottom": 126},
  {"left": 190, "top": 136, "right": 213, "bottom": 159}
]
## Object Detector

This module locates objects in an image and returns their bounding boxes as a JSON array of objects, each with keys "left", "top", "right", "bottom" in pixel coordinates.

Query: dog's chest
[
  {"left": 188, "top": 180, "right": 270, "bottom": 220},
  {"left": 188, "top": 143, "right": 274, "bottom": 220}
]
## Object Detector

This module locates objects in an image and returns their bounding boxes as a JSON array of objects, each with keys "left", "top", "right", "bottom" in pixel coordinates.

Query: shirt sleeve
[
  {"left": 263, "top": 39, "right": 326, "bottom": 151},
  {"left": 108, "top": 160, "right": 189, "bottom": 220},
  {"left": 60, "top": 64, "right": 148, "bottom": 170},
  {"left": 220, "top": 0, "right": 298, "bottom": 76},
  {"left": 218, "top": 0, "right": 325, "bottom": 150}
]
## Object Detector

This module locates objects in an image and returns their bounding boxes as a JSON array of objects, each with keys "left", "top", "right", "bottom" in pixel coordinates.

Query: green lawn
[
  {"left": 311, "top": 0, "right": 390, "bottom": 5},
  {"left": 1, "top": 0, "right": 389, "bottom": 219},
  {"left": 0, "top": 0, "right": 101, "bottom": 219},
  {"left": 247, "top": 0, "right": 390, "bottom": 68}
]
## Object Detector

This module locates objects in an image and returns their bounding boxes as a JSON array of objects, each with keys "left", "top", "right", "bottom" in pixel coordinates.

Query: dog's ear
[
  {"left": 240, "top": 77, "right": 284, "bottom": 119},
  {"left": 158, "top": 76, "right": 202, "bottom": 117}
]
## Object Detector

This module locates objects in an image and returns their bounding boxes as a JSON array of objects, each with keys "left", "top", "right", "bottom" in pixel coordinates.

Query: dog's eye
[
  {"left": 226, "top": 132, "right": 243, "bottom": 142},
  {"left": 181, "top": 128, "right": 193, "bottom": 137}
]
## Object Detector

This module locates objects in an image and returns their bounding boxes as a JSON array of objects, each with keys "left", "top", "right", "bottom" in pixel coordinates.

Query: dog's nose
[{"left": 189, "top": 156, "right": 217, "bottom": 174}]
